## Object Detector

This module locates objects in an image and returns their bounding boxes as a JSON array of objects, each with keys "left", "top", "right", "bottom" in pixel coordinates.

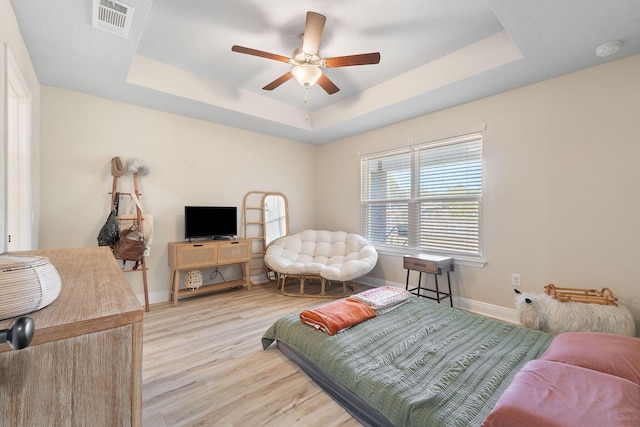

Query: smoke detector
[
  {"left": 595, "top": 41, "right": 622, "bottom": 58},
  {"left": 92, "top": 0, "right": 134, "bottom": 38}
]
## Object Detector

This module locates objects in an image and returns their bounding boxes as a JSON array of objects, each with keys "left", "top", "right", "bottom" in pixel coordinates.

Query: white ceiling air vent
[{"left": 92, "top": 0, "right": 134, "bottom": 38}]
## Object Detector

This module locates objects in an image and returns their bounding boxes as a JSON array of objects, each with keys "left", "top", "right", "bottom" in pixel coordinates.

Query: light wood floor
[{"left": 142, "top": 282, "right": 371, "bottom": 427}]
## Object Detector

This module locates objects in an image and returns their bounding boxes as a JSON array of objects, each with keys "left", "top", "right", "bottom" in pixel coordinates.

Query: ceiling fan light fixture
[{"left": 292, "top": 64, "right": 322, "bottom": 87}]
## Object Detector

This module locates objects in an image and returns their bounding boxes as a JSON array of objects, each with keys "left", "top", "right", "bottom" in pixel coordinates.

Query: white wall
[
  {"left": 39, "top": 87, "right": 317, "bottom": 301},
  {"left": 0, "top": 0, "right": 41, "bottom": 252},
  {"left": 317, "top": 54, "right": 640, "bottom": 329}
]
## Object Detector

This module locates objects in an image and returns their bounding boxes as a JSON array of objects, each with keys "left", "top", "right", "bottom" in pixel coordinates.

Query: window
[{"left": 361, "top": 133, "right": 482, "bottom": 257}]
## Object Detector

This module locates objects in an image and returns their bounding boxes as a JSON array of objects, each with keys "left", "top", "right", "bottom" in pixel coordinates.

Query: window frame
[{"left": 361, "top": 132, "right": 483, "bottom": 260}]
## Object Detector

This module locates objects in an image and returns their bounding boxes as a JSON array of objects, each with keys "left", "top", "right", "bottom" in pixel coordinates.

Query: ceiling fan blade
[
  {"left": 231, "top": 45, "right": 291, "bottom": 63},
  {"left": 324, "top": 52, "right": 381, "bottom": 68},
  {"left": 302, "top": 12, "right": 326, "bottom": 56},
  {"left": 317, "top": 74, "right": 340, "bottom": 95},
  {"left": 262, "top": 72, "right": 294, "bottom": 91}
]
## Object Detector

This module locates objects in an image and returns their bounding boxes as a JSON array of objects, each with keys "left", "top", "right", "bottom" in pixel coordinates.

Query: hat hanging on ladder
[
  {"left": 126, "top": 158, "right": 149, "bottom": 176},
  {"left": 111, "top": 157, "right": 125, "bottom": 177}
]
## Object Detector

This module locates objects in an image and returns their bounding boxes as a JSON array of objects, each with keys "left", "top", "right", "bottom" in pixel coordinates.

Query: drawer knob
[{"left": 0, "top": 316, "right": 35, "bottom": 350}]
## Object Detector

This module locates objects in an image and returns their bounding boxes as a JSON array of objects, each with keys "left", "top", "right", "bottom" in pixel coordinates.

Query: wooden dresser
[{"left": 0, "top": 247, "right": 143, "bottom": 426}]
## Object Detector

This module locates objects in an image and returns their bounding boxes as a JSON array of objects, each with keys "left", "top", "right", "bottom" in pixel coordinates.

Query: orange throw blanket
[{"left": 299, "top": 298, "right": 377, "bottom": 335}]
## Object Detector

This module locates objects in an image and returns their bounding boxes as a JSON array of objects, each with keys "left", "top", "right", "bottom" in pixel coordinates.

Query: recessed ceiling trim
[
  {"left": 126, "top": 55, "right": 312, "bottom": 130},
  {"left": 92, "top": 0, "right": 135, "bottom": 38},
  {"left": 312, "top": 31, "right": 523, "bottom": 131},
  {"left": 126, "top": 31, "right": 522, "bottom": 134}
]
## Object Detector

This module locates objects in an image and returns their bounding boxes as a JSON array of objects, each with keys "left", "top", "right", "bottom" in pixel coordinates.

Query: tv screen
[{"left": 184, "top": 206, "right": 238, "bottom": 240}]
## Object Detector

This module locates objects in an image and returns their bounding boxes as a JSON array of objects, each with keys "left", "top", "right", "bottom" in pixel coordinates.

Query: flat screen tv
[{"left": 184, "top": 206, "right": 237, "bottom": 240}]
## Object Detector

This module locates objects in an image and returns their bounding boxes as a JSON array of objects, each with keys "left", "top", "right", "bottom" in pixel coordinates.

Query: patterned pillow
[{"left": 349, "top": 286, "right": 413, "bottom": 311}]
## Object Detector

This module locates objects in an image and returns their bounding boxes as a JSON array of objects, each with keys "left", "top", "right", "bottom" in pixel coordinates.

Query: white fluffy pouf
[{"left": 514, "top": 289, "right": 636, "bottom": 337}]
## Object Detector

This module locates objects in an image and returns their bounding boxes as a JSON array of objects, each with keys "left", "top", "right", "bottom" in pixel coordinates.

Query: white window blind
[
  {"left": 361, "top": 133, "right": 482, "bottom": 256},
  {"left": 361, "top": 149, "right": 411, "bottom": 247}
]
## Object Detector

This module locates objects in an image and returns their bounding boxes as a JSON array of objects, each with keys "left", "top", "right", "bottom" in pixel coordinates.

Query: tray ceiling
[{"left": 10, "top": 0, "right": 640, "bottom": 144}]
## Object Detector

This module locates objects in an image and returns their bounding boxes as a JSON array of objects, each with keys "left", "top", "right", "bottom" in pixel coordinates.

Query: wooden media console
[{"left": 168, "top": 239, "right": 251, "bottom": 306}]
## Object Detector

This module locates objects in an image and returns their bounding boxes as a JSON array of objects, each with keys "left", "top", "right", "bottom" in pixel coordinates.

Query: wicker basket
[
  {"left": 544, "top": 283, "right": 618, "bottom": 306},
  {"left": 184, "top": 270, "right": 203, "bottom": 290},
  {"left": 0, "top": 255, "right": 62, "bottom": 320}
]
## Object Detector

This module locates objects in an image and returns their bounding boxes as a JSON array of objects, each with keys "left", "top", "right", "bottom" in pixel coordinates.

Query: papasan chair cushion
[{"left": 264, "top": 230, "right": 378, "bottom": 293}]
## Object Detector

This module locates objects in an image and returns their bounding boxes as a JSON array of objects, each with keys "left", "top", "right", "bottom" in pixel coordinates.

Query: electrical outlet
[{"left": 512, "top": 273, "right": 521, "bottom": 287}]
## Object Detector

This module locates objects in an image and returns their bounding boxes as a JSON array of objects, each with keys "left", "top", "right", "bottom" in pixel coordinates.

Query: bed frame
[{"left": 277, "top": 341, "right": 393, "bottom": 427}]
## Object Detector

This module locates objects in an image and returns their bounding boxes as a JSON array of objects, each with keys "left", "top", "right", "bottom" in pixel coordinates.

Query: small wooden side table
[{"left": 403, "top": 254, "right": 454, "bottom": 307}]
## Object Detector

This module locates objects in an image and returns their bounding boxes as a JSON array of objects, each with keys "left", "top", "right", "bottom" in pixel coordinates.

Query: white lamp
[{"left": 292, "top": 64, "right": 322, "bottom": 87}]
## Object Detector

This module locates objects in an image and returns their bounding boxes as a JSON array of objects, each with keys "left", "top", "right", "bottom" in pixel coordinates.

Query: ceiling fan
[{"left": 231, "top": 11, "right": 381, "bottom": 95}]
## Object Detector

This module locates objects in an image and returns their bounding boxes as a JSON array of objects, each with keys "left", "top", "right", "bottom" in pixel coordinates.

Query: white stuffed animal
[{"left": 514, "top": 289, "right": 636, "bottom": 336}]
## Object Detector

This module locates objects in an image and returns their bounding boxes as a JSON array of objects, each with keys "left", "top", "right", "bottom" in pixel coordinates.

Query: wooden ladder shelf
[{"left": 110, "top": 173, "right": 150, "bottom": 312}]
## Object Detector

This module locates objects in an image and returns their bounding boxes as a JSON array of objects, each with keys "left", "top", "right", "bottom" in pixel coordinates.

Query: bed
[
  {"left": 263, "top": 296, "right": 550, "bottom": 426},
  {"left": 262, "top": 295, "right": 640, "bottom": 426}
]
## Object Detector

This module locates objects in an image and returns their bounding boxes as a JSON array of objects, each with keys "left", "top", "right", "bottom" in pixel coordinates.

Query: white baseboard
[
  {"left": 454, "top": 296, "right": 519, "bottom": 324},
  {"left": 138, "top": 275, "right": 520, "bottom": 325},
  {"left": 137, "top": 290, "right": 170, "bottom": 307},
  {"left": 356, "top": 275, "right": 519, "bottom": 324},
  {"left": 137, "top": 274, "right": 271, "bottom": 307}
]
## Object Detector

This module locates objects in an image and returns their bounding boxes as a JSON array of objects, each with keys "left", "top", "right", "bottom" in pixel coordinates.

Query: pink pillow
[
  {"left": 539, "top": 332, "right": 640, "bottom": 385},
  {"left": 483, "top": 359, "right": 640, "bottom": 427}
]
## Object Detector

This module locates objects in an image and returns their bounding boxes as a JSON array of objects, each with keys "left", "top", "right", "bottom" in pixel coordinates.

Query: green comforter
[{"left": 262, "top": 297, "right": 552, "bottom": 427}]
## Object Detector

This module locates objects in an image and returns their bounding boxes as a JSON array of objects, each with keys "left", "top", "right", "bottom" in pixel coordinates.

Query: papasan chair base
[{"left": 277, "top": 273, "right": 356, "bottom": 298}]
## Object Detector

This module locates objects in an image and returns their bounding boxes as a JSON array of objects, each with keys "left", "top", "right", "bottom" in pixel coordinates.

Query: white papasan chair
[{"left": 264, "top": 230, "right": 378, "bottom": 298}]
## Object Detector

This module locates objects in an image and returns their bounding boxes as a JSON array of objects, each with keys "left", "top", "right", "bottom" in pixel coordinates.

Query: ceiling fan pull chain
[{"left": 304, "top": 87, "right": 310, "bottom": 122}]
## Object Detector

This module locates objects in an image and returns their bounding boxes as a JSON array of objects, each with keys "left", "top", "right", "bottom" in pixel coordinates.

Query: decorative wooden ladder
[{"left": 110, "top": 173, "right": 150, "bottom": 311}]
